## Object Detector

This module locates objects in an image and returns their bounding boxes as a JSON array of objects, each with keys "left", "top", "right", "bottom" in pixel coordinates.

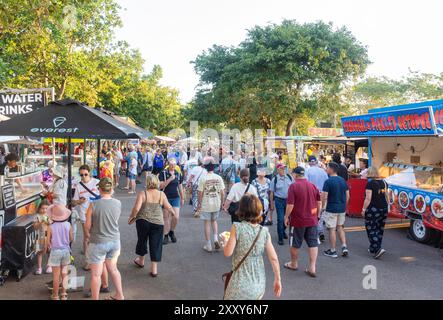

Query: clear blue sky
[{"left": 115, "top": 0, "right": 443, "bottom": 103}]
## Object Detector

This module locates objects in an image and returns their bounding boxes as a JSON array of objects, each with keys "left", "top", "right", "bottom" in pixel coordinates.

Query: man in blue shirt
[
  {"left": 270, "top": 163, "right": 293, "bottom": 245},
  {"left": 322, "top": 162, "right": 350, "bottom": 258},
  {"left": 306, "top": 156, "right": 329, "bottom": 243}
]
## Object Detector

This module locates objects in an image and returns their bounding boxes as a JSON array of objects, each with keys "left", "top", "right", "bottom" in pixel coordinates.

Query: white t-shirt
[
  {"left": 197, "top": 172, "right": 225, "bottom": 213},
  {"left": 73, "top": 178, "right": 100, "bottom": 221},
  {"left": 51, "top": 179, "right": 67, "bottom": 206},
  {"left": 188, "top": 166, "right": 206, "bottom": 185},
  {"left": 227, "top": 182, "right": 258, "bottom": 202},
  {"left": 130, "top": 158, "right": 138, "bottom": 175}
]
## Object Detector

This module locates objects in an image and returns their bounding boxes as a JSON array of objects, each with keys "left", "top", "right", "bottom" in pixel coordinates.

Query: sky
[{"left": 115, "top": 0, "right": 443, "bottom": 103}]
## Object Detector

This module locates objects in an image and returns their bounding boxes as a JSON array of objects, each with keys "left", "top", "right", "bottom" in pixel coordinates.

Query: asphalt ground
[{"left": 1, "top": 181, "right": 442, "bottom": 300}]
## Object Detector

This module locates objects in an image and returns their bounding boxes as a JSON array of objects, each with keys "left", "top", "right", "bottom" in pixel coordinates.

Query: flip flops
[
  {"left": 305, "top": 269, "right": 317, "bottom": 278},
  {"left": 283, "top": 262, "right": 298, "bottom": 271},
  {"left": 133, "top": 259, "right": 144, "bottom": 268}
]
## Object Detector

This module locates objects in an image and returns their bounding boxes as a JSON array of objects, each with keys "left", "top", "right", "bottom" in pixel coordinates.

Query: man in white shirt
[
  {"left": 196, "top": 157, "right": 224, "bottom": 252},
  {"left": 187, "top": 161, "right": 207, "bottom": 213},
  {"left": 223, "top": 168, "right": 258, "bottom": 223}
]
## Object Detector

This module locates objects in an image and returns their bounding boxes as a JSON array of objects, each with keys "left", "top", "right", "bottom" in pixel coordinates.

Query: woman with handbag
[
  {"left": 361, "top": 166, "right": 389, "bottom": 259},
  {"left": 221, "top": 194, "right": 281, "bottom": 300},
  {"left": 128, "top": 174, "right": 175, "bottom": 277}
]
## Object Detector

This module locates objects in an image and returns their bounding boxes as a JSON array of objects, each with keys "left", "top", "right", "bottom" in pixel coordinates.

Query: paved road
[{"left": 1, "top": 183, "right": 443, "bottom": 300}]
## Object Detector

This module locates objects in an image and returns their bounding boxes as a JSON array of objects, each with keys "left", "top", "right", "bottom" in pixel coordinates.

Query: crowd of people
[{"left": 32, "top": 142, "right": 389, "bottom": 300}]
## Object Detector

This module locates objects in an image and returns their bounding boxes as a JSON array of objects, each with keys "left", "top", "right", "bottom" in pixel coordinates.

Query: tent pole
[
  {"left": 96, "top": 139, "right": 101, "bottom": 178},
  {"left": 67, "top": 136, "right": 72, "bottom": 210}
]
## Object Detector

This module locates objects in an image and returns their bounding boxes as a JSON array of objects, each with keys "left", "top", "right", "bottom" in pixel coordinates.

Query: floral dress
[{"left": 224, "top": 222, "right": 270, "bottom": 300}]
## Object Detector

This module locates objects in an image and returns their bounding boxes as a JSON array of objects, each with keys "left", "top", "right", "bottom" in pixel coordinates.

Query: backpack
[
  {"left": 221, "top": 161, "right": 235, "bottom": 181},
  {"left": 273, "top": 174, "right": 293, "bottom": 190},
  {"left": 154, "top": 155, "right": 164, "bottom": 168}
]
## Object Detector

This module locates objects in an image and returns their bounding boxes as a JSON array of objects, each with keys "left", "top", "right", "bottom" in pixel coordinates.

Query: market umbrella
[{"left": 0, "top": 99, "right": 149, "bottom": 205}]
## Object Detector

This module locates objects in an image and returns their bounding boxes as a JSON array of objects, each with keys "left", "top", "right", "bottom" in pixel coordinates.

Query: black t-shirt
[
  {"left": 366, "top": 179, "right": 388, "bottom": 209},
  {"left": 159, "top": 169, "right": 183, "bottom": 199},
  {"left": 337, "top": 163, "right": 349, "bottom": 181}
]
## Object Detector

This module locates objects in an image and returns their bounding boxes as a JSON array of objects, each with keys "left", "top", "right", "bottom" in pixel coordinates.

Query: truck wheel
[{"left": 409, "top": 220, "right": 433, "bottom": 244}]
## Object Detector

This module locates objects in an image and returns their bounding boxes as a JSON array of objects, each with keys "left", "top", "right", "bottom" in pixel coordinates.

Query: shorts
[
  {"left": 289, "top": 226, "right": 319, "bottom": 248},
  {"left": 48, "top": 248, "right": 71, "bottom": 267},
  {"left": 168, "top": 197, "right": 181, "bottom": 208},
  {"left": 324, "top": 212, "right": 346, "bottom": 229},
  {"left": 86, "top": 240, "right": 121, "bottom": 264},
  {"left": 129, "top": 173, "right": 137, "bottom": 180},
  {"left": 200, "top": 211, "right": 220, "bottom": 221}
]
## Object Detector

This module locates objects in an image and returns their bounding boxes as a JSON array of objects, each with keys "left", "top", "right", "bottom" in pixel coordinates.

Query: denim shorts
[
  {"left": 86, "top": 240, "right": 121, "bottom": 264},
  {"left": 200, "top": 211, "right": 220, "bottom": 221},
  {"left": 48, "top": 248, "right": 71, "bottom": 267},
  {"left": 129, "top": 173, "right": 137, "bottom": 180},
  {"left": 168, "top": 197, "right": 181, "bottom": 208}
]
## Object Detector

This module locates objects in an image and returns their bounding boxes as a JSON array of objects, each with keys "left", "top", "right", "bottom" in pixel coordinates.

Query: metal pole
[
  {"left": 96, "top": 139, "right": 101, "bottom": 178},
  {"left": 50, "top": 89, "right": 56, "bottom": 166},
  {"left": 67, "top": 136, "right": 72, "bottom": 210}
]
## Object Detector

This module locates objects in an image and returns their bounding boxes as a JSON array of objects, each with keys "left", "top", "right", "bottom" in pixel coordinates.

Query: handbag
[
  {"left": 222, "top": 226, "right": 263, "bottom": 298},
  {"left": 228, "top": 183, "right": 250, "bottom": 217}
]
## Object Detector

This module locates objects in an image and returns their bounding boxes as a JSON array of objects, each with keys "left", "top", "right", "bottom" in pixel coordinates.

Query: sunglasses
[{"left": 80, "top": 173, "right": 89, "bottom": 177}]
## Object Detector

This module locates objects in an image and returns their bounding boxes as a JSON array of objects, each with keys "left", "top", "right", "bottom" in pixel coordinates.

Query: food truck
[{"left": 341, "top": 99, "right": 443, "bottom": 244}]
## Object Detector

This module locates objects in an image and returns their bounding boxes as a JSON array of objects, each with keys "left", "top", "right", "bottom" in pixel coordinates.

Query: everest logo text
[{"left": 30, "top": 117, "right": 79, "bottom": 134}]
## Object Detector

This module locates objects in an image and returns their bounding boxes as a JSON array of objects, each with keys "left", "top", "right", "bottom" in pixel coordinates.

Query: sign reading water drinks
[
  {"left": 0, "top": 92, "right": 46, "bottom": 117},
  {"left": 342, "top": 106, "right": 438, "bottom": 137}
]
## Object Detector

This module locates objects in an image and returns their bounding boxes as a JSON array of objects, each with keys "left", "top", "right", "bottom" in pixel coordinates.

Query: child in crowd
[
  {"left": 46, "top": 204, "right": 73, "bottom": 300},
  {"left": 129, "top": 155, "right": 137, "bottom": 194},
  {"left": 34, "top": 200, "right": 51, "bottom": 275}
]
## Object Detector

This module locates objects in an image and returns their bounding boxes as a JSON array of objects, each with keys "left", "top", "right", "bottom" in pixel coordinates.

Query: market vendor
[
  {"left": 0, "top": 152, "right": 20, "bottom": 175},
  {"left": 349, "top": 158, "right": 368, "bottom": 179}
]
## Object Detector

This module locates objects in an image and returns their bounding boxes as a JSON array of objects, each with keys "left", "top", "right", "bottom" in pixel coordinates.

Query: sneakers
[
  {"left": 203, "top": 244, "right": 212, "bottom": 253},
  {"left": 169, "top": 231, "right": 177, "bottom": 243},
  {"left": 323, "top": 249, "right": 338, "bottom": 258},
  {"left": 264, "top": 220, "right": 273, "bottom": 226},
  {"left": 374, "top": 248, "right": 386, "bottom": 259},
  {"left": 45, "top": 266, "right": 52, "bottom": 274},
  {"left": 34, "top": 268, "right": 42, "bottom": 275},
  {"left": 341, "top": 246, "right": 349, "bottom": 257},
  {"left": 163, "top": 235, "right": 169, "bottom": 245}
]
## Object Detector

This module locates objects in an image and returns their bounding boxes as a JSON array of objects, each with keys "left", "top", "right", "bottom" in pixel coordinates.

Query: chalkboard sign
[{"left": 2, "top": 184, "right": 15, "bottom": 209}]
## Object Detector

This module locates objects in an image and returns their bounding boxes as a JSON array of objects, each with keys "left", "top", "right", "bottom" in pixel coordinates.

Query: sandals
[
  {"left": 149, "top": 272, "right": 158, "bottom": 278},
  {"left": 133, "top": 259, "right": 144, "bottom": 268},
  {"left": 50, "top": 294, "right": 60, "bottom": 300},
  {"left": 60, "top": 293, "right": 68, "bottom": 300},
  {"left": 283, "top": 262, "right": 298, "bottom": 271},
  {"left": 305, "top": 269, "right": 317, "bottom": 278},
  {"left": 105, "top": 296, "right": 124, "bottom": 300}
]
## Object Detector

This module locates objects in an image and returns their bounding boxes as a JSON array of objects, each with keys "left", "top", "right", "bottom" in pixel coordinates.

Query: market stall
[
  {"left": 0, "top": 99, "right": 150, "bottom": 280},
  {"left": 342, "top": 99, "right": 443, "bottom": 243}
]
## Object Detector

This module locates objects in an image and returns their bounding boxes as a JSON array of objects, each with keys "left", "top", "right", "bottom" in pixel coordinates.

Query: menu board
[{"left": 2, "top": 184, "right": 15, "bottom": 209}]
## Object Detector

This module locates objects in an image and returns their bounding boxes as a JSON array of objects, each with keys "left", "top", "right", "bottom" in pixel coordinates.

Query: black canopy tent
[{"left": 0, "top": 99, "right": 152, "bottom": 206}]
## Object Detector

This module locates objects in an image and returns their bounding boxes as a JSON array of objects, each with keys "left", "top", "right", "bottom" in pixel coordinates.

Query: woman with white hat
[{"left": 44, "top": 165, "right": 67, "bottom": 206}]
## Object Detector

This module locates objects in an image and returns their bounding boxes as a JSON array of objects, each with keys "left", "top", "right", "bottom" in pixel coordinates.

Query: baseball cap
[
  {"left": 293, "top": 166, "right": 305, "bottom": 175},
  {"left": 308, "top": 155, "right": 317, "bottom": 162},
  {"left": 276, "top": 163, "right": 286, "bottom": 170},
  {"left": 98, "top": 177, "right": 113, "bottom": 192}
]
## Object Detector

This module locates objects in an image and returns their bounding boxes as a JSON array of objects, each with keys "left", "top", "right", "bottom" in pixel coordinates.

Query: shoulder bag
[{"left": 222, "top": 226, "right": 263, "bottom": 299}]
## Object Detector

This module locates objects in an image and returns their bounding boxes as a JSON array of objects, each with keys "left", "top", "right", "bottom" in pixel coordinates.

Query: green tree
[{"left": 191, "top": 20, "right": 370, "bottom": 134}]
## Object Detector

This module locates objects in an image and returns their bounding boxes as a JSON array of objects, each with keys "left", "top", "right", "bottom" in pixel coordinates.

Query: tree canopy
[
  {"left": 0, "top": 0, "right": 182, "bottom": 133},
  {"left": 190, "top": 20, "right": 370, "bottom": 134}
]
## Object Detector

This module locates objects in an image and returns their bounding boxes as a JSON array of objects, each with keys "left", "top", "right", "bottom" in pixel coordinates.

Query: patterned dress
[{"left": 224, "top": 222, "right": 270, "bottom": 300}]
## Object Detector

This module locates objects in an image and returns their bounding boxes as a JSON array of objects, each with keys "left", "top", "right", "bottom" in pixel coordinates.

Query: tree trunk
[{"left": 286, "top": 117, "right": 296, "bottom": 136}]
